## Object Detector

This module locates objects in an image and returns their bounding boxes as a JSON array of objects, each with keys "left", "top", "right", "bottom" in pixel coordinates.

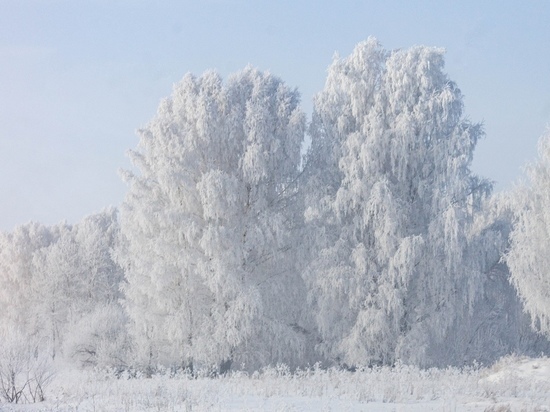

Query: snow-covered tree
[
  {"left": 506, "top": 132, "right": 550, "bottom": 337},
  {"left": 303, "top": 38, "right": 493, "bottom": 367},
  {"left": 117, "top": 67, "right": 310, "bottom": 372},
  {"left": 31, "top": 208, "right": 124, "bottom": 361},
  {"left": 59, "top": 210, "right": 128, "bottom": 367},
  {"left": 31, "top": 223, "right": 75, "bottom": 359},
  {"left": 0, "top": 210, "right": 124, "bottom": 365},
  {"left": 427, "top": 194, "right": 550, "bottom": 365},
  {"left": 0, "top": 222, "right": 58, "bottom": 339}
]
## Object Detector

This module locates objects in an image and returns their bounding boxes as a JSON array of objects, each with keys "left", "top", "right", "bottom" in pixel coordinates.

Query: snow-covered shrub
[
  {"left": 0, "top": 326, "right": 54, "bottom": 403},
  {"left": 12, "top": 356, "right": 550, "bottom": 410},
  {"left": 62, "top": 304, "right": 130, "bottom": 370},
  {"left": 479, "top": 355, "right": 550, "bottom": 403}
]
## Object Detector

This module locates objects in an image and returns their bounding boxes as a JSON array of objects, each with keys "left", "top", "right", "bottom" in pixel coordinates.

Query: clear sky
[{"left": 1, "top": 0, "right": 549, "bottom": 231}]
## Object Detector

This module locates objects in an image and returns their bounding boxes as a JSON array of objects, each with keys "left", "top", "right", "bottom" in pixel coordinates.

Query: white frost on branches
[
  {"left": 117, "top": 68, "right": 310, "bottom": 371},
  {"left": 303, "top": 38, "right": 493, "bottom": 366},
  {"left": 507, "top": 132, "right": 550, "bottom": 336}
]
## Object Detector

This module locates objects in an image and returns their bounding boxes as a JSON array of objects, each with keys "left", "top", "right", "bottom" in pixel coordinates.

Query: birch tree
[
  {"left": 117, "top": 67, "right": 309, "bottom": 371},
  {"left": 304, "top": 38, "right": 492, "bottom": 366}
]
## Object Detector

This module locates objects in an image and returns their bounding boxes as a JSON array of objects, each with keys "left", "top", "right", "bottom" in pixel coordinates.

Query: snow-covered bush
[
  {"left": 62, "top": 304, "right": 130, "bottom": 370},
  {"left": 0, "top": 327, "right": 54, "bottom": 404}
]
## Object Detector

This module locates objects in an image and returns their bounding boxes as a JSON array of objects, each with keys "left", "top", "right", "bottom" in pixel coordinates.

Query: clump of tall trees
[{"left": 1, "top": 39, "right": 549, "bottom": 383}]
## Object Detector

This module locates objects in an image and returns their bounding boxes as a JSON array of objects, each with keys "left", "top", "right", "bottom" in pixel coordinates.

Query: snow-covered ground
[{"left": 2, "top": 356, "right": 550, "bottom": 411}]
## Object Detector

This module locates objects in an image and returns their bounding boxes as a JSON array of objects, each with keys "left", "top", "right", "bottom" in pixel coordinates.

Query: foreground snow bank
[
  {"left": 479, "top": 356, "right": 550, "bottom": 406},
  {"left": 2, "top": 357, "right": 550, "bottom": 411}
]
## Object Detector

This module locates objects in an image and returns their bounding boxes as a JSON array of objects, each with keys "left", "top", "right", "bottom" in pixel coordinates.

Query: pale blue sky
[{"left": 1, "top": 1, "right": 549, "bottom": 231}]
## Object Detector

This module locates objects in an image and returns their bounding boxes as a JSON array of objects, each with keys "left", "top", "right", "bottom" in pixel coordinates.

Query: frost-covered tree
[
  {"left": 0, "top": 222, "right": 58, "bottom": 339},
  {"left": 59, "top": 210, "right": 127, "bottom": 367},
  {"left": 506, "top": 132, "right": 550, "bottom": 337},
  {"left": 428, "top": 194, "right": 550, "bottom": 365},
  {"left": 32, "top": 208, "right": 124, "bottom": 361},
  {"left": 117, "top": 67, "right": 310, "bottom": 371},
  {"left": 303, "top": 38, "right": 493, "bottom": 367},
  {"left": 31, "top": 223, "right": 75, "bottom": 359},
  {"left": 0, "top": 210, "right": 125, "bottom": 365}
]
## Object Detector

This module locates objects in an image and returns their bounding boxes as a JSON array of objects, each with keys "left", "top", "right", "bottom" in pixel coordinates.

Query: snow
[{"left": 2, "top": 356, "right": 550, "bottom": 411}]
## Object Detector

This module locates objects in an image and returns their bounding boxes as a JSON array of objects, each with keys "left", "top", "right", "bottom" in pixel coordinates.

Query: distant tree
[
  {"left": 60, "top": 209, "right": 128, "bottom": 367},
  {"left": 0, "top": 209, "right": 124, "bottom": 366},
  {"left": 506, "top": 132, "right": 550, "bottom": 337},
  {"left": 31, "top": 208, "right": 124, "bottom": 361},
  {"left": 117, "top": 67, "right": 310, "bottom": 372},
  {"left": 303, "top": 38, "right": 493, "bottom": 367},
  {"left": 0, "top": 222, "right": 58, "bottom": 340},
  {"left": 31, "top": 223, "right": 75, "bottom": 359}
]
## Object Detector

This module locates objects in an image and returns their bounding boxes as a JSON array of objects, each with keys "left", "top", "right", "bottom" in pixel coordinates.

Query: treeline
[{"left": 2, "top": 38, "right": 550, "bottom": 374}]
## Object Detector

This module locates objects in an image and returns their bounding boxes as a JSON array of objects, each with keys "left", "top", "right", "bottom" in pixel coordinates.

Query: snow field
[{"left": 2, "top": 356, "right": 550, "bottom": 411}]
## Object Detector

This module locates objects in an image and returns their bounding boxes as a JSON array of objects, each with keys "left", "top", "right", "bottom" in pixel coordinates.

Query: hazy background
[{"left": 1, "top": 0, "right": 549, "bottom": 231}]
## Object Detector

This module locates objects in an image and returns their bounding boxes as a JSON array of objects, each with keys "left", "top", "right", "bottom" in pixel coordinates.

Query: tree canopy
[{"left": 1, "top": 38, "right": 549, "bottom": 373}]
